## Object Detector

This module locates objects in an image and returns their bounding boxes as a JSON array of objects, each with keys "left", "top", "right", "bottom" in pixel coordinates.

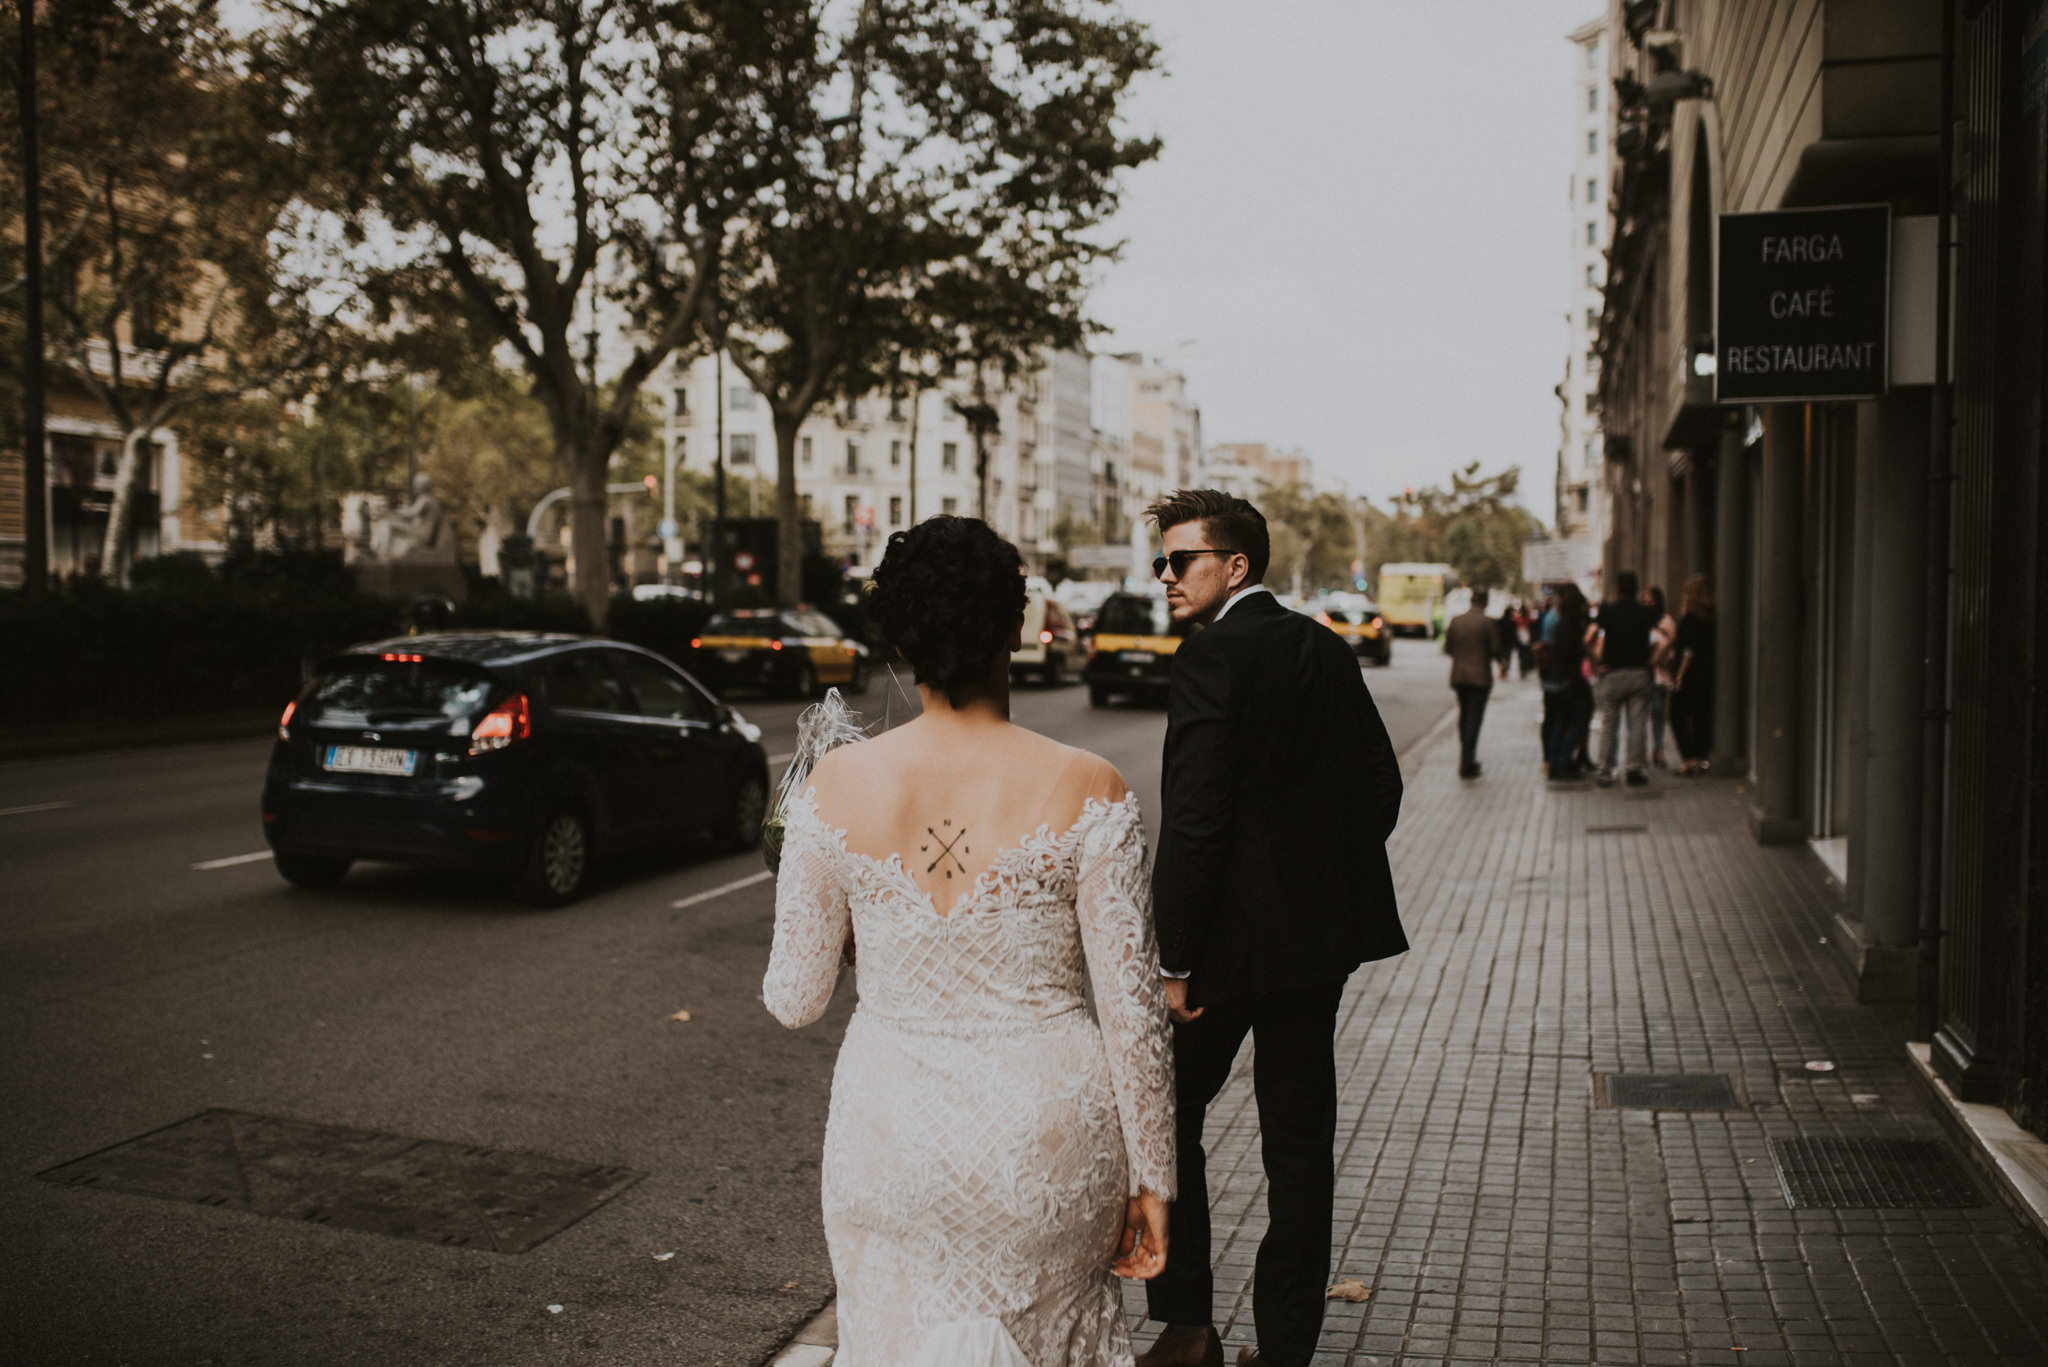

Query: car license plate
[
  {"left": 1121, "top": 650, "right": 1156, "bottom": 664},
  {"left": 324, "top": 745, "right": 417, "bottom": 776},
  {"left": 718, "top": 649, "right": 749, "bottom": 664}
]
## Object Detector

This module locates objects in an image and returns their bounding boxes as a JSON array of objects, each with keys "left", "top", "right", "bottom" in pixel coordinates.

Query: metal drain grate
[
  {"left": 38, "top": 1109, "right": 644, "bottom": 1253},
  {"left": 1768, "top": 1137, "right": 1983, "bottom": 1209},
  {"left": 1601, "top": 1073, "right": 1740, "bottom": 1109},
  {"left": 1586, "top": 823, "right": 1650, "bottom": 834}
]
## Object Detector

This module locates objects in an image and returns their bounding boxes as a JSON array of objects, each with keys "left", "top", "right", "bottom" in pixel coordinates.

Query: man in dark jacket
[{"left": 1138, "top": 489, "right": 1407, "bottom": 1367}]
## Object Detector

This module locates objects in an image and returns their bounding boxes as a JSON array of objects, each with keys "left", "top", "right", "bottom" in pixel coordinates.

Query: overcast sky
[{"left": 1090, "top": 1, "right": 1601, "bottom": 513}]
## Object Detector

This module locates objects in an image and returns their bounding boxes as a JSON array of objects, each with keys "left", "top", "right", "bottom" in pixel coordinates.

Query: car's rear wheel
[
  {"left": 726, "top": 771, "right": 768, "bottom": 850},
  {"left": 1089, "top": 684, "right": 1111, "bottom": 708},
  {"left": 848, "top": 658, "right": 870, "bottom": 695},
  {"left": 515, "top": 804, "right": 591, "bottom": 906},
  {"left": 274, "top": 851, "right": 351, "bottom": 889},
  {"left": 793, "top": 659, "right": 820, "bottom": 700}
]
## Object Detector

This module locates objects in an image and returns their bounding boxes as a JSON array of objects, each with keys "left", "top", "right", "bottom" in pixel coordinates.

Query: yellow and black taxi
[
  {"left": 690, "top": 608, "right": 871, "bottom": 698},
  {"left": 1315, "top": 596, "right": 1393, "bottom": 666},
  {"left": 1085, "top": 593, "right": 1193, "bottom": 707}
]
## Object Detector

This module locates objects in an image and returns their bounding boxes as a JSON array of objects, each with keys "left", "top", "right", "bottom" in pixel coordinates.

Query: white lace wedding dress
[{"left": 763, "top": 789, "right": 1176, "bottom": 1367}]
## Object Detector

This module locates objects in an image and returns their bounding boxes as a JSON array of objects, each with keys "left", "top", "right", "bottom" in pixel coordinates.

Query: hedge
[{"left": 0, "top": 553, "right": 732, "bottom": 724}]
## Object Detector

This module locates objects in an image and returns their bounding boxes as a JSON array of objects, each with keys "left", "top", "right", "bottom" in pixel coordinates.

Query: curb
[
  {"left": 767, "top": 1302, "right": 837, "bottom": 1366},
  {"left": 0, "top": 713, "right": 276, "bottom": 764}
]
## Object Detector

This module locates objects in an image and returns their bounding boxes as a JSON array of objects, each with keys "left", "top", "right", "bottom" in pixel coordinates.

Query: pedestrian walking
[
  {"left": 1539, "top": 585, "right": 1591, "bottom": 780},
  {"left": 1590, "top": 569, "right": 1658, "bottom": 786},
  {"left": 1669, "top": 572, "right": 1717, "bottom": 774},
  {"left": 1514, "top": 602, "right": 1537, "bottom": 677},
  {"left": 763, "top": 515, "right": 1176, "bottom": 1365},
  {"left": 1444, "top": 588, "right": 1509, "bottom": 778},
  {"left": 1645, "top": 585, "right": 1677, "bottom": 769},
  {"left": 1142, "top": 489, "right": 1407, "bottom": 1367}
]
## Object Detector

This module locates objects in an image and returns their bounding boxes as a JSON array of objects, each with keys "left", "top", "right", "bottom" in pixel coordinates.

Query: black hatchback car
[{"left": 263, "top": 632, "right": 770, "bottom": 905}]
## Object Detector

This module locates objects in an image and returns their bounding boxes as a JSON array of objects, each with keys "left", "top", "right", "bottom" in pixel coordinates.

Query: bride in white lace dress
[{"left": 763, "top": 516, "right": 1176, "bottom": 1367}]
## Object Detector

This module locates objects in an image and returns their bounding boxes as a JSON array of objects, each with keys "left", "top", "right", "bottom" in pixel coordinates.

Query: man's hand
[
  {"left": 1163, "top": 977, "right": 1203, "bottom": 1024},
  {"left": 1112, "top": 1189, "right": 1170, "bottom": 1280}
]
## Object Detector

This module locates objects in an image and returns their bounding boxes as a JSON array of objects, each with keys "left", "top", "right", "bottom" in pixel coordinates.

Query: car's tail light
[
  {"left": 689, "top": 637, "right": 702, "bottom": 649},
  {"left": 1040, "top": 630, "right": 1054, "bottom": 644},
  {"left": 846, "top": 643, "right": 859, "bottom": 655},
  {"left": 278, "top": 699, "right": 296, "bottom": 741},
  {"left": 1314, "top": 612, "right": 1331, "bottom": 626},
  {"left": 470, "top": 693, "right": 531, "bottom": 754},
  {"left": 1371, "top": 615, "right": 1385, "bottom": 630},
  {"left": 380, "top": 652, "right": 424, "bottom": 663},
  {"left": 770, "top": 640, "right": 784, "bottom": 651}
]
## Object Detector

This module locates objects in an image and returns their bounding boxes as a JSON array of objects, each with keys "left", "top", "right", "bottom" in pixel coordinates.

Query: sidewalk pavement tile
[{"left": 1119, "top": 680, "right": 2048, "bottom": 1367}]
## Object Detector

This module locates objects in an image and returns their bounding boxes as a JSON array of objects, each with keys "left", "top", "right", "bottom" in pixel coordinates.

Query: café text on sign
[{"left": 1716, "top": 204, "right": 1891, "bottom": 403}]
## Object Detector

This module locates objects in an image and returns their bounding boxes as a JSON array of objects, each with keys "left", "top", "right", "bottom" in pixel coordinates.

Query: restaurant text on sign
[{"left": 1716, "top": 204, "right": 1891, "bottom": 403}]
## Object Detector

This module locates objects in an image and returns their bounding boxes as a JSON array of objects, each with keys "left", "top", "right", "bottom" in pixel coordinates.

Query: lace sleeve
[
  {"left": 1075, "top": 797, "right": 1176, "bottom": 1199},
  {"left": 762, "top": 799, "right": 849, "bottom": 1029}
]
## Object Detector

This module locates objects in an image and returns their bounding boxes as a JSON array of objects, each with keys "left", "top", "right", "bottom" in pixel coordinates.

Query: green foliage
[
  {"left": 1260, "top": 484, "right": 1366, "bottom": 594},
  {"left": 1367, "top": 462, "right": 1542, "bottom": 593},
  {"left": 713, "top": 0, "right": 1160, "bottom": 601}
]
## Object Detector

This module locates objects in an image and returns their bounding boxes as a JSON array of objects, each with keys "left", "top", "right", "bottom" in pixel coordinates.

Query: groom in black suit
[{"left": 1138, "top": 490, "right": 1407, "bottom": 1367}]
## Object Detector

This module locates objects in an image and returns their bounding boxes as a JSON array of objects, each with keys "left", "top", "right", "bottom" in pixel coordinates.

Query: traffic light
[{"left": 642, "top": 474, "right": 658, "bottom": 493}]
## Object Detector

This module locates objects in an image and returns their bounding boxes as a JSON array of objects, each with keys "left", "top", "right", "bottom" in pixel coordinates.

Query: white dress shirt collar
[{"left": 1211, "top": 583, "right": 1273, "bottom": 623}]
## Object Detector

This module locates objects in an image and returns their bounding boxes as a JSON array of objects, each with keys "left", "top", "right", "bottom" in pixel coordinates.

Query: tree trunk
[
  {"left": 565, "top": 445, "right": 610, "bottom": 628},
  {"left": 98, "top": 426, "right": 151, "bottom": 587},
  {"left": 774, "top": 409, "right": 803, "bottom": 606}
]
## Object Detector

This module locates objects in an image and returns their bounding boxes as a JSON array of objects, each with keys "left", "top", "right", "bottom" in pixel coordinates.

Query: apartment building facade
[{"left": 1591, "top": 0, "right": 2048, "bottom": 1144}]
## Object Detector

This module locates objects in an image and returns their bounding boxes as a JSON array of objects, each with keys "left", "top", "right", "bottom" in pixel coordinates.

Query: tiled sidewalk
[{"left": 1118, "top": 679, "right": 2048, "bottom": 1367}]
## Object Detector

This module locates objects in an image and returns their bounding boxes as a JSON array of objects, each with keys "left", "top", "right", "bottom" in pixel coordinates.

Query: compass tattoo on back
[{"left": 921, "top": 818, "right": 971, "bottom": 879}]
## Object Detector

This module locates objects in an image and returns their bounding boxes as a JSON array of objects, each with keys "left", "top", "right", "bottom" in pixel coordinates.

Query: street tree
[
  {"left": 6, "top": 1, "right": 323, "bottom": 584},
  {"left": 714, "top": 0, "right": 1158, "bottom": 602},
  {"left": 1366, "top": 461, "right": 1541, "bottom": 593},
  {"left": 269, "top": 0, "right": 772, "bottom": 624}
]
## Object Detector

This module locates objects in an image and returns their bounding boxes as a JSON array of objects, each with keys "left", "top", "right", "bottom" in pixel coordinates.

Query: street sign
[
  {"left": 657, "top": 518, "right": 678, "bottom": 540},
  {"left": 1522, "top": 538, "right": 1596, "bottom": 585},
  {"left": 1066, "top": 544, "right": 1134, "bottom": 569},
  {"left": 1716, "top": 204, "right": 1891, "bottom": 403}
]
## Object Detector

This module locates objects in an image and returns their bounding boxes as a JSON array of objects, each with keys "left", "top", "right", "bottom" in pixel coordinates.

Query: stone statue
[
  {"left": 370, "top": 474, "right": 456, "bottom": 564},
  {"left": 342, "top": 474, "right": 466, "bottom": 603}
]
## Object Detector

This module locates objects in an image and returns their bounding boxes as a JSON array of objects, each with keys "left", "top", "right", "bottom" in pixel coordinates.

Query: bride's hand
[{"left": 1112, "top": 1189, "right": 1169, "bottom": 1280}]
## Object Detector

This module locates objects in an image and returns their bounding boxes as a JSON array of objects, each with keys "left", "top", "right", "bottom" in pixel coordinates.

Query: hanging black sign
[{"left": 1716, "top": 204, "right": 1891, "bottom": 403}]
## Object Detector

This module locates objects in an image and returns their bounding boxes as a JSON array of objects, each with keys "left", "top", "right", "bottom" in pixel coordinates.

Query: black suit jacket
[{"left": 1153, "top": 590, "right": 1406, "bottom": 1007}]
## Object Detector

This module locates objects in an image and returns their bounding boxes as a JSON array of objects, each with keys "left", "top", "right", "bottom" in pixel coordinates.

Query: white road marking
[
  {"left": 671, "top": 869, "right": 772, "bottom": 909},
  {"left": 0, "top": 800, "right": 76, "bottom": 817},
  {"left": 192, "top": 850, "right": 273, "bottom": 871}
]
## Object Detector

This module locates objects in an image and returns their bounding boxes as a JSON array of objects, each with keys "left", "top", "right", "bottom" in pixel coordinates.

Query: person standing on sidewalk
[
  {"left": 1669, "top": 572, "right": 1717, "bottom": 774},
  {"left": 1590, "top": 569, "right": 1657, "bottom": 787},
  {"left": 1540, "top": 585, "right": 1591, "bottom": 780},
  {"left": 1142, "top": 489, "right": 1408, "bottom": 1367},
  {"left": 1645, "top": 585, "right": 1677, "bottom": 770},
  {"left": 1443, "top": 588, "right": 1509, "bottom": 778}
]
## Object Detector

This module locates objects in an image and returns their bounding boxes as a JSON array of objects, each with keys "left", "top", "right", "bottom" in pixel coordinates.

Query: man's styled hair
[
  {"left": 1145, "top": 489, "right": 1270, "bottom": 584},
  {"left": 1471, "top": 588, "right": 1489, "bottom": 609},
  {"left": 1615, "top": 569, "right": 1640, "bottom": 598}
]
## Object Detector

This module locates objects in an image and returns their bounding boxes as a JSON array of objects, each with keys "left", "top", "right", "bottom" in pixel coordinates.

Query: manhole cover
[
  {"left": 1586, "top": 824, "right": 1650, "bottom": 834},
  {"left": 38, "top": 1109, "right": 644, "bottom": 1253},
  {"left": 1768, "top": 1137, "right": 1982, "bottom": 1209},
  {"left": 1601, "top": 1073, "right": 1740, "bottom": 1109}
]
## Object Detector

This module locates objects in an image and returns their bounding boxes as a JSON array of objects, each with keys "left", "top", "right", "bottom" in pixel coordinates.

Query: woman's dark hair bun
[{"left": 867, "top": 516, "right": 1026, "bottom": 705}]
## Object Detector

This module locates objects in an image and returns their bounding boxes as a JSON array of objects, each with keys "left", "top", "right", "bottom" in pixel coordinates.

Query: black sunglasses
[{"left": 1152, "top": 548, "right": 1238, "bottom": 580}]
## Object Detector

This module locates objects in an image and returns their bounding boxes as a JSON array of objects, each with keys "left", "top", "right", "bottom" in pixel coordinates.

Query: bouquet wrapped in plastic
[{"left": 762, "top": 687, "right": 871, "bottom": 873}]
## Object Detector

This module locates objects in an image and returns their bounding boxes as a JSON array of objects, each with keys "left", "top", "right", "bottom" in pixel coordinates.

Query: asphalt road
[{"left": 0, "top": 632, "right": 1453, "bottom": 1367}]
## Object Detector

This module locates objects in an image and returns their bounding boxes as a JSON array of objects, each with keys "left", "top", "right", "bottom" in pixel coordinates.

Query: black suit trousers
[{"left": 1146, "top": 979, "right": 1346, "bottom": 1367}]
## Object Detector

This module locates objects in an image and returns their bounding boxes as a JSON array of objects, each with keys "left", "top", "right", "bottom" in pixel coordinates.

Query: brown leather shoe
[
  {"left": 1134, "top": 1324, "right": 1223, "bottom": 1367},
  {"left": 1234, "top": 1349, "right": 1272, "bottom": 1366}
]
